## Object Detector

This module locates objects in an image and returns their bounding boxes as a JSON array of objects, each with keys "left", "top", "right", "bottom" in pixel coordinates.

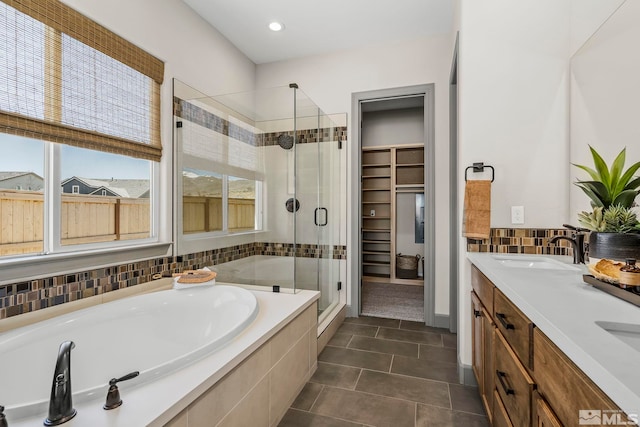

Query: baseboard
[
  {"left": 434, "top": 314, "right": 449, "bottom": 329},
  {"left": 458, "top": 359, "right": 478, "bottom": 386}
]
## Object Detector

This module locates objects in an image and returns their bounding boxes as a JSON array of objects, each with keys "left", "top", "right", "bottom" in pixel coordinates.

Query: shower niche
[{"left": 172, "top": 79, "right": 345, "bottom": 325}]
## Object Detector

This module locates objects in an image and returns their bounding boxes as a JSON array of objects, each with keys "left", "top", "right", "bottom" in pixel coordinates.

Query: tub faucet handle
[
  {"left": 0, "top": 405, "right": 8, "bottom": 427},
  {"left": 103, "top": 371, "right": 139, "bottom": 410}
]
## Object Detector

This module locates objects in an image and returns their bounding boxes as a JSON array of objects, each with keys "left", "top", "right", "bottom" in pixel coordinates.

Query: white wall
[
  {"left": 61, "top": 0, "right": 257, "bottom": 250},
  {"left": 570, "top": 0, "right": 640, "bottom": 219},
  {"left": 570, "top": 0, "right": 626, "bottom": 56},
  {"left": 257, "top": 35, "right": 453, "bottom": 316},
  {"left": 457, "top": 0, "right": 572, "bottom": 369}
]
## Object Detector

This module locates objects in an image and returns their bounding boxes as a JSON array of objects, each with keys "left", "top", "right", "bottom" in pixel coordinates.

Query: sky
[{"left": 2, "top": 133, "right": 150, "bottom": 180}]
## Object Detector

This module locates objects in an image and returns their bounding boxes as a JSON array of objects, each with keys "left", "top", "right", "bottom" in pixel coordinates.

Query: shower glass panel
[
  {"left": 173, "top": 79, "right": 342, "bottom": 314},
  {"left": 293, "top": 88, "right": 341, "bottom": 322}
]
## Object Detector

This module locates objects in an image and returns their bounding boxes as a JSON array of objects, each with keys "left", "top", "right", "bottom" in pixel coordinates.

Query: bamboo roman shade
[{"left": 0, "top": 0, "right": 164, "bottom": 161}]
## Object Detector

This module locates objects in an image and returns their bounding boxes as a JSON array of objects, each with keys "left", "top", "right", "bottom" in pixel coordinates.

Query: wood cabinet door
[
  {"left": 482, "top": 307, "right": 495, "bottom": 423},
  {"left": 471, "top": 291, "right": 483, "bottom": 392},
  {"left": 535, "top": 392, "right": 562, "bottom": 427}
]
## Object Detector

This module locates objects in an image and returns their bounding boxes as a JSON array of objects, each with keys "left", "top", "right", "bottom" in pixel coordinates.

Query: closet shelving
[{"left": 361, "top": 144, "right": 424, "bottom": 285}]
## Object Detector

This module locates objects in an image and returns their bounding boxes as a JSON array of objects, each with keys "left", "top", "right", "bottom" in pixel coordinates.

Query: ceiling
[{"left": 182, "top": 0, "right": 453, "bottom": 64}]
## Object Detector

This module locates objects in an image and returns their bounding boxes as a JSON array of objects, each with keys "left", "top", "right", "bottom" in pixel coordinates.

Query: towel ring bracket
[{"left": 465, "top": 163, "right": 494, "bottom": 182}]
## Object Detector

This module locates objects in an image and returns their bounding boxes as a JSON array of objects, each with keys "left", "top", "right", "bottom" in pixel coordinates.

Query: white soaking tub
[{"left": 0, "top": 285, "right": 258, "bottom": 420}]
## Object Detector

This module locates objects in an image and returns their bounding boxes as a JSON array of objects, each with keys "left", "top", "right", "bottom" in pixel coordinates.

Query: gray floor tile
[
  {"left": 279, "top": 408, "right": 365, "bottom": 427},
  {"left": 311, "top": 362, "right": 362, "bottom": 389},
  {"left": 416, "top": 404, "right": 489, "bottom": 427},
  {"left": 345, "top": 316, "right": 401, "bottom": 328},
  {"left": 328, "top": 333, "right": 353, "bottom": 348},
  {"left": 391, "top": 355, "right": 459, "bottom": 383},
  {"left": 311, "top": 386, "right": 416, "bottom": 427},
  {"left": 400, "top": 320, "right": 450, "bottom": 334},
  {"left": 449, "top": 384, "right": 485, "bottom": 415},
  {"left": 377, "top": 327, "right": 443, "bottom": 346},
  {"left": 337, "top": 322, "right": 379, "bottom": 337},
  {"left": 442, "top": 333, "right": 457, "bottom": 349},
  {"left": 319, "top": 346, "right": 392, "bottom": 372},
  {"left": 355, "top": 369, "right": 451, "bottom": 407},
  {"left": 291, "top": 382, "right": 324, "bottom": 411},
  {"left": 419, "top": 344, "right": 457, "bottom": 365},
  {"left": 347, "top": 335, "right": 419, "bottom": 357}
]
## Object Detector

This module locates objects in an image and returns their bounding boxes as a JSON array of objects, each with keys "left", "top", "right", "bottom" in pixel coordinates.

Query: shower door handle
[{"left": 314, "top": 207, "right": 328, "bottom": 226}]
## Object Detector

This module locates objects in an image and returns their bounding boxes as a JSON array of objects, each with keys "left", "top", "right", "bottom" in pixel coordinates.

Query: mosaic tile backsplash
[
  {"left": 466, "top": 228, "right": 577, "bottom": 256},
  {"left": 0, "top": 242, "right": 347, "bottom": 320}
]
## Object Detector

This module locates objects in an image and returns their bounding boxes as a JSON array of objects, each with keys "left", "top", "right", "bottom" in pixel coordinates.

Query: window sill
[{"left": 0, "top": 242, "right": 172, "bottom": 286}]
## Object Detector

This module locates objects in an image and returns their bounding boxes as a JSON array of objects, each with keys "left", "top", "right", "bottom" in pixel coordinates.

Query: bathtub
[{"left": 0, "top": 284, "right": 258, "bottom": 420}]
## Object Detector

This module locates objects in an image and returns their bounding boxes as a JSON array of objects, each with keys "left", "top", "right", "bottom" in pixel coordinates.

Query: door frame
[
  {"left": 449, "top": 33, "right": 459, "bottom": 333},
  {"left": 349, "top": 84, "right": 435, "bottom": 326}
]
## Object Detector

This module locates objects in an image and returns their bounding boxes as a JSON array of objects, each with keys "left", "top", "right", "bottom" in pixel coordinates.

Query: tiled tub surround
[
  {"left": 0, "top": 242, "right": 346, "bottom": 320},
  {"left": 466, "top": 228, "right": 576, "bottom": 256},
  {"left": 7, "top": 289, "right": 319, "bottom": 427}
]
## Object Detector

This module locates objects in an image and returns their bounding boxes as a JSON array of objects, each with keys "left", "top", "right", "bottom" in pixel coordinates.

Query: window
[
  {"left": 0, "top": 136, "right": 44, "bottom": 256},
  {"left": 0, "top": 0, "right": 162, "bottom": 259}
]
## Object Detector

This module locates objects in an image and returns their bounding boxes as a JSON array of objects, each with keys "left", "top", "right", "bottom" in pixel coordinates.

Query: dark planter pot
[{"left": 589, "top": 232, "right": 640, "bottom": 261}]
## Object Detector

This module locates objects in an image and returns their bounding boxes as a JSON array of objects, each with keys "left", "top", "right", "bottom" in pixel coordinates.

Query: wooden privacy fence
[
  {"left": 183, "top": 196, "right": 255, "bottom": 233},
  {"left": 0, "top": 190, "right": 150, "bottom": 256}
]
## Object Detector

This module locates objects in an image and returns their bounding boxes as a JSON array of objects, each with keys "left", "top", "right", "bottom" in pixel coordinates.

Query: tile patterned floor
[{"left": 278, "top": 317, "right": 488, "bottom": 427}]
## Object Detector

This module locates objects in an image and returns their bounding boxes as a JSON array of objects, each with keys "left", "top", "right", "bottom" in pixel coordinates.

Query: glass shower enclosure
[{"left": 173, "top": 79, "right": 342, "bottom": 323}]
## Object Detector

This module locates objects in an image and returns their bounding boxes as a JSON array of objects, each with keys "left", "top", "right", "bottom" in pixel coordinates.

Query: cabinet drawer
[
  {"left": 533, "top": 328, "right": 636, "bottom": 426},
  {"left": 494, "top": 288, "right": 533, "bottom": 368},
  {"left": 534, "top": 391, "right": 562, "bottom": 427},
  {"left": 471, "top": 265, "right": 494, "bottom": 312},
  {"left": 494, "top": 329, "right": 535, "bottom": 427},
  {"left": 492, "top": 390, "right": 514, "bottom": 427}
]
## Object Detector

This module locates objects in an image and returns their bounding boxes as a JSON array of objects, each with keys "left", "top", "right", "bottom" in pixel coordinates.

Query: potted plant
[{"left": 574, "top": 146, "right": 640, "bottom": 261}]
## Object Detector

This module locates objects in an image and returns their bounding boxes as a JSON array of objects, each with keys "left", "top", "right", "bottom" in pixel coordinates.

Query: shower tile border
[
  {"left": 0, "top": 242, "right": 347, "bottom": 320},
  {"left": 174, "top": 97, "right": 347, "bottom": 147}
]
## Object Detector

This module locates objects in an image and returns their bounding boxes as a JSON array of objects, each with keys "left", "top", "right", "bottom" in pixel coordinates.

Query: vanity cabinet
[{"left": 471, "top": 264, "right": 637, "bottom": 427}]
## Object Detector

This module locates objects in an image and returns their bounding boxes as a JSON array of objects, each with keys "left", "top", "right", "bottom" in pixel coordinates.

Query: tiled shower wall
[
  {"left": 0, "top": 243, "right": 347, "bottom": 320},
  {"left": 466, "top": 228, "right": 576, "bottom": 255}
]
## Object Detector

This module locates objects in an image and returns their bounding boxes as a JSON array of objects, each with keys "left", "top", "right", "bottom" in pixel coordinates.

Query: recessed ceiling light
[{"left": 268, "top": 22, "right": 284, "bottom": 32}]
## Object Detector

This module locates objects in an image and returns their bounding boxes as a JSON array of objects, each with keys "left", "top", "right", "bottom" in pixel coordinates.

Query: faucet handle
[{"left": 103, "top": 371, "right": 139, "bottom": 410}]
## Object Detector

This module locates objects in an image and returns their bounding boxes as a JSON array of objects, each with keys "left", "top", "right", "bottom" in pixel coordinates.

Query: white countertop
[
  {"left": 8, "top": 286, "right": 320, "bottom": 427},
  {"left": 467, "top": 252, "right": 640, "bottom": 418}
]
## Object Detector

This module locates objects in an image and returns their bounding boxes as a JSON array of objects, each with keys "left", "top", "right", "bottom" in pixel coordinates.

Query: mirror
[{"left": 570, "top": 0, "right": 640, "bottom": 219}]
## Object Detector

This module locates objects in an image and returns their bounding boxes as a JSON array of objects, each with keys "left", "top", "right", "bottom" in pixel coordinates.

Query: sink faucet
[
  {"left": 549, "top": 233, "right": 585, "bottom": 264},
  {"left": 44, "top": 341, "right": 77, "bottom": 426}
]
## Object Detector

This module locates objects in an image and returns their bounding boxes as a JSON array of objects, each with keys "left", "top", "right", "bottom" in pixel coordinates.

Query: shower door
[{"left": 294, "top": 89, "right": 341, "bottom": 321}]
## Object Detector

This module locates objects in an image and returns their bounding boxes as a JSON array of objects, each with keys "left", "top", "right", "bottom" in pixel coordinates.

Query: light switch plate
[{"left": 511, "top": 206, "right": 524, "bottom": 224}]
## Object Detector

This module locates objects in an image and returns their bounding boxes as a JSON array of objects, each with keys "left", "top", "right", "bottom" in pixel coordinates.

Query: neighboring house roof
[
  {"left": 88, "top": 186, "right": 124, "bottom": 197},
  {"left": 61, "top": 176, "right": 149, "bottom": 198},
  {"left": 0, "top": 171, "right": 43, "bottom": 181}
]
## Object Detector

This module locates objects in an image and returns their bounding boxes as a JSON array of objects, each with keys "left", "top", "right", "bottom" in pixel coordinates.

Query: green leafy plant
[
  {"left": 578, "top": 205, "right": 640, "bottom": 233},
  {"left": 573, "top": 146, "right": 640, "bottom": 209}
]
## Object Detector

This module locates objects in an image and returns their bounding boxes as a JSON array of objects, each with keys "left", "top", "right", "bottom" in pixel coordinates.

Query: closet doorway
[{"left": 351, "top": 85, "right": 434, "bottom": 325}]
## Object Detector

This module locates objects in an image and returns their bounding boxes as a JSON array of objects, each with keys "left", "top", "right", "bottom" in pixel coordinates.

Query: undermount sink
[
  {"left": 492, "top": 256, "right": 580, "bottom": 271},
  {"left": 596, "top": 321, "right": 640, "bottom": 353}
]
